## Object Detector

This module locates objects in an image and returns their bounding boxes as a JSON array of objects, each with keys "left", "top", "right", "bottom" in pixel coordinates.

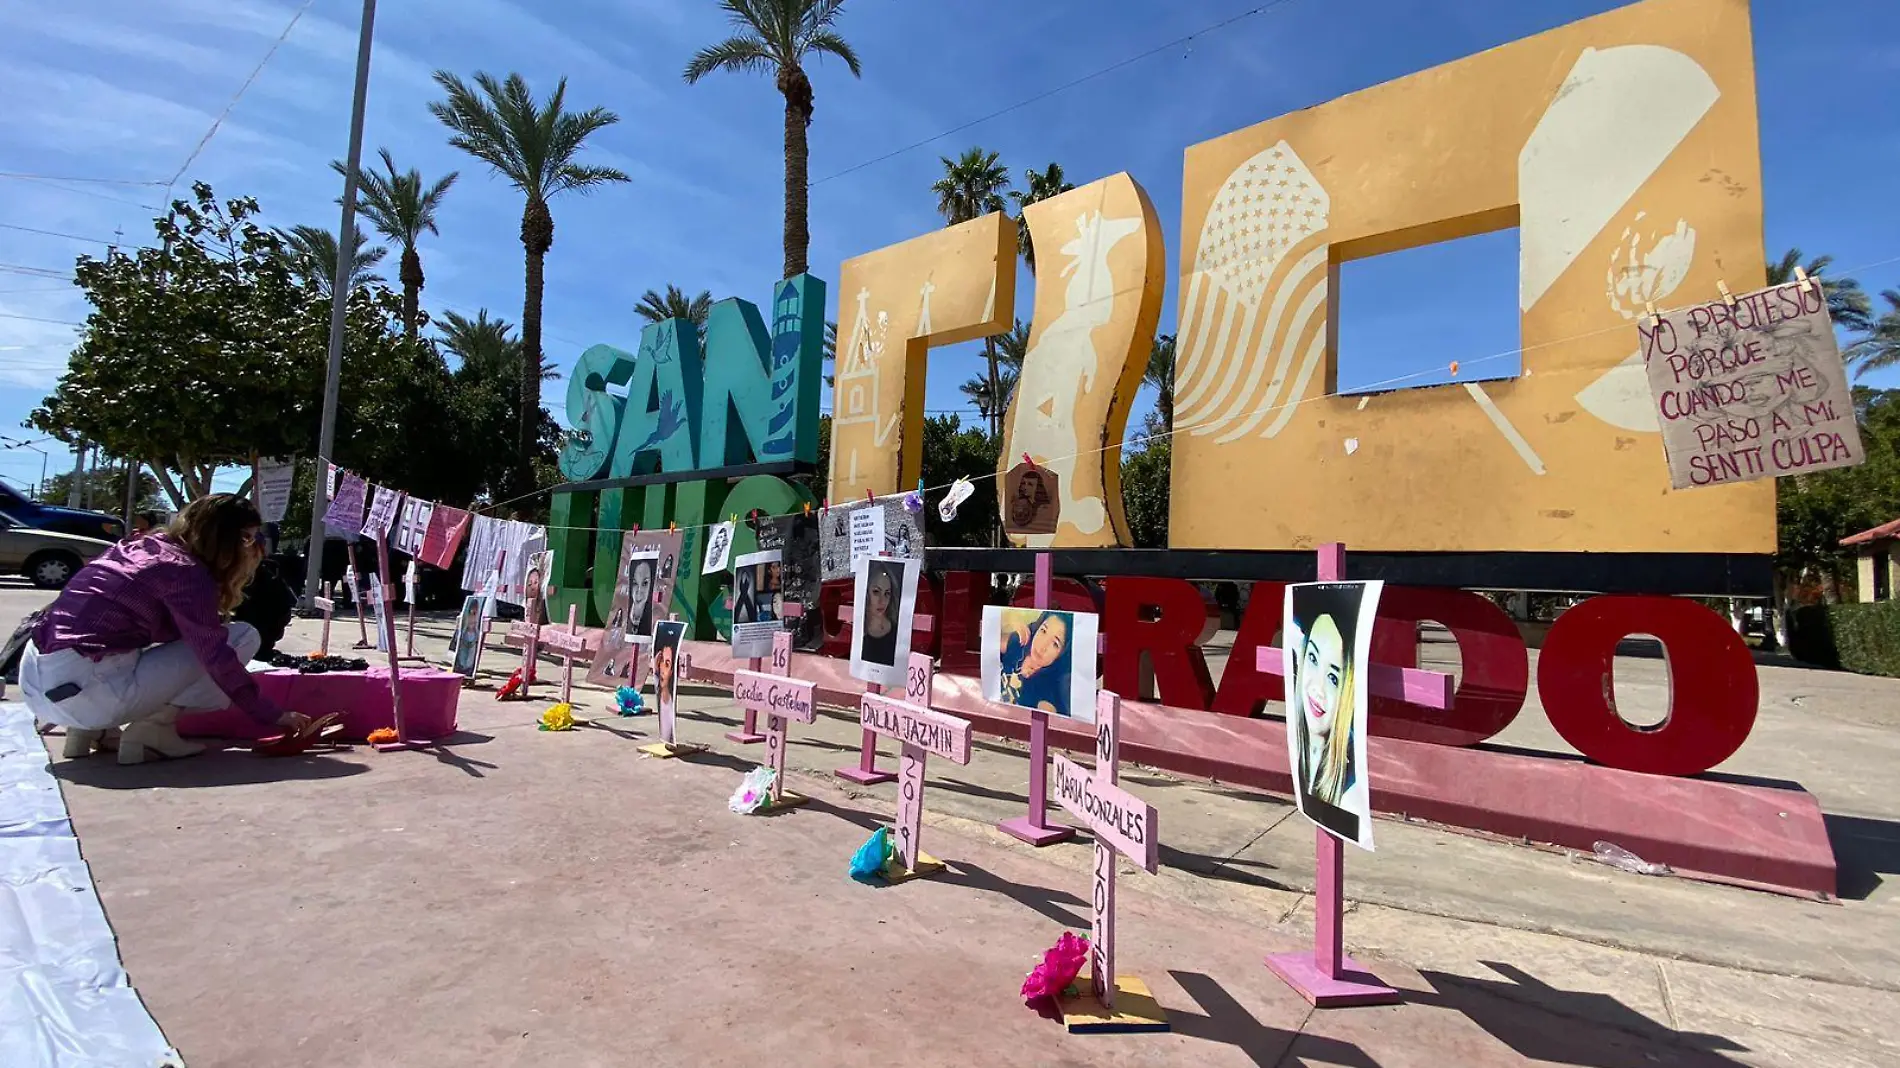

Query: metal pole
[
  {"left": 302, "top": 0, "right": 377, "bottom": 610},
  {"left": 122, "top": 458, "right": 138, "bottom": 528},
  {"left": 66, "top": 441, "right": 84, "bottom": 507}
]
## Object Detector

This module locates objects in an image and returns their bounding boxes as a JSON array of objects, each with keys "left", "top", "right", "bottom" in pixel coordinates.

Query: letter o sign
[{"left": 1538, "top": 596, "right": 1757, "bottom": 776}]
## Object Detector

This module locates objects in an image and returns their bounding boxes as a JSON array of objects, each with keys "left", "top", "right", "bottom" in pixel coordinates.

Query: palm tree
[
  {"left": 1008, "top": 162, "right": 1074, "bottom": 271},
  {"left": 635, "top": 285, "right": 713, "bottom": 328},
  {"left": 276, "top": 223, "right": 385, "bottom": 296},
  {"left": 931, "top": 147, "right": 1013, "bottom": 435},
  {"left": 429, "top": 70, "right": 630, "bottom": 496},
  {"left": 966, "top": 319, "right": 1029, "bottom": 429},
  {"left": 1766, "top": 249, "right": 1874, "bottom": 333},
  {"left": 332, "top": 148, "right": 458, "bottom": 340},
  {"left": 683, "top": 0, "right": 862, "bottom": 281},
  {"left": 1847, "top": 290, "right": 1900, "bottom": 378},
  {"left": 1143, "top": 334, "right": 1177, "bottom": 435},
  {"left": 438, "top": 308, "right": 558, "bottom": 381},
  {"left": 823, "top": 320, "right": 837, "bottom": 387}
]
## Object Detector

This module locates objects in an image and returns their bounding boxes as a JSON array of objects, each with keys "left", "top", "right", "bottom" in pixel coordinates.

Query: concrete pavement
[{"left": 5, "top": 577, "right": 1899, "bottom": 1066}]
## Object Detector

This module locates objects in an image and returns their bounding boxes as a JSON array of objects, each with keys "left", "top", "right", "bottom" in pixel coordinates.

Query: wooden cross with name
[
  {"left": 312, "top": 596, "right": 335, "bottom": 656},
  {"left": 1050, "top": 691, "right": 1168, "bottom": 1034},
  {"left": 833, "top": 601, "right": 939, "bottom": 786},
  {"left": 537, "top": 604, "right": 586, "bottom": 705},
  {"left": 731, "top": 631, "right": 816, "bottom": 809},
  {"left": 504, "top": 616, "right": 542, "bottom": 698},
  {"left": 857, "top": 653, "right": 973, "bottom": 880}
]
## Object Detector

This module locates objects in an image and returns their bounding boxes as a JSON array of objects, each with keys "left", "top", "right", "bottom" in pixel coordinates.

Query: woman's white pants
[{"left": 19, "top": 623, "right": 262, "bottom": 730}]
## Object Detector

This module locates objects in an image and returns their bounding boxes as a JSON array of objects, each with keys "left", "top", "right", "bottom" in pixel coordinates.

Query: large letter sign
[{"left": 549, "top": 276, "right": 824, "bottom": 630}]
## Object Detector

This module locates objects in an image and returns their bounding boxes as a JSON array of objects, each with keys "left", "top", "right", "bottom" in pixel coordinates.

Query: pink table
[{"left": 178, "top": 666, "right": 463, "bottom": 743}]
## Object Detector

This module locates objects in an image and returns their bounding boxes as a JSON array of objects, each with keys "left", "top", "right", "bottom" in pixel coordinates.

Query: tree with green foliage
[
  {"left": 41, "top": 463, "right": 163, "bottom": 515},
  {"left": 1776, "top": 387, "right": 1900, "bottom": 601},
  {"left": 1766, "top": 249, "right": 1873, "bottom": 334},
  {"left": 1120, "top": 435, "right": 1171, "bottom": 549},
  {"left": 635, "top": 285, "right": 714, "bottom": 328},
  {"left": 275, "top": 222, "right": 385, "bottom": 296},
  {"left": 334, "top": 148, "right": 458, "bottom": 340},
  {"left": 960, "top": 318, "right": 1028, "bottom": 425},
  {"left": 1008, "top": 162, "right": 1074, "bottom": 271},
  {"left": 1848, "top": 290, "right": 1900, "bottom": 378},
  {"left": 918, "top": 414, "right": 1001, "bottom": 547},
  {"left": 430, "top": 70, "right": 629, "bottom": 498},
  {"left": 684, "top": 0, "right": 863, "bottom": 280},
  {"left": 33, "top": 185, "right": 366, "bottom": 503},
  {"left": 436, "top": 309, "right": 558, "bottom": 382},
  {"left": 1143, "top": 334, "right": 1177, "bottom": 436}
]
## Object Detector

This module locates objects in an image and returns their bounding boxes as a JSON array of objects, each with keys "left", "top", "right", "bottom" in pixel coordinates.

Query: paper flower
[
  {"left": 902, "top": 490, "right": 924, "bottom": 514},
  {"left": 366, "top": 727, "right": 399, "bottom": 745},
  {"left": 614, "top": 685, "right": 645, "bottom": 716},
  {"left": 539, "top": 703, "right": 575, "bottom": 732},
  {"left": 496, "top": 667, "right": 525, "bottom": 700},
  {"left": 728, "top": 766, "right": 776, "bottom": 813},
  {"left": 849, "top": 826, "right": 895, "bottom": 883},
  {"left": 1020, "top": 932, "right": 1091, "bottom": 1004}
]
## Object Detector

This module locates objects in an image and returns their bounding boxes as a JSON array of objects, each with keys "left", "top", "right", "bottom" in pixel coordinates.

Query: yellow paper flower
[{"left": 540, "top": 703, "right": 575, "bottom": 732}]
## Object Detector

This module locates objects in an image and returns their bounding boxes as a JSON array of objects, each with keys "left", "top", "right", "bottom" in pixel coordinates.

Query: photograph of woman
[
  {"left": 625, "top": 553, "right": 658, "bottom": 639},
  {"left": 452, "top": 596, "right": 483, "bottom": 677},
  {"left": 980, "top": 606, "right": 1101, "bottom": 724},
  {"left": 652, "top": 620, "right": 686, "bottom": 743},
  {"left": 849, "top": 556, "right": 918, "bottom": 687},
  {"left": 1281, "top": 581, "right": 1382, "bottom": 851}
]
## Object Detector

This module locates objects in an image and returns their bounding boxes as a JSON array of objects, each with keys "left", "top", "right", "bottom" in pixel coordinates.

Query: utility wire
[
  {"left": 810, "top": 0, "right": 1301, "bottom": 187},
  {"left": 0, "top": 172, "right": 164, "bottom": 186},
  {"left": 0, "top": 222, "right": 122, "bottom": 245},
  {"left": 166, "top": 0, "right": 315, "bottom": 192},
  {"left": 0, "top": 312, "right": 84, "bottom": 326}
]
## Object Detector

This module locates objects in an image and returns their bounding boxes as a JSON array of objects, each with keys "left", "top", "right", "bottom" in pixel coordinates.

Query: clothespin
[
  {"left": 1645, "top": 300, "right": 1660, "bottom": 329},
  {"left": 864, "top": 488, "right": 874, "bottom": 505},
  {"left": 1022, "top": 452, "right": 1036, "bottom": 470},
  {"left": 802, "top": 501, "right": 812, "bottom": 515},
  {"left": 1448, "top": 360, "right": 1460, "bottom": 377},
  {"left": 631, "top": 524, "right": 640, "bottom": 536},
  {"left": 821, "top": 497, "right": 828, "bottom": 515},
  {"left": 1793, "top": 265, "right": 1818, "bottom": 296},
  {"left": 667, "top": 521, "right": 676, "bottom": 532},
  {"left": 1716, "top": 280, "right": 1737, "bottom": 309}
]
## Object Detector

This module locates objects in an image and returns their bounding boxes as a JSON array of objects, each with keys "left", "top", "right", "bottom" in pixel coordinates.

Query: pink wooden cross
[
  {"left": 998, "top": 551, "right": 1076, "bottom": 847},
  {"left": 312, "top": 596, "right": 334, "bottom": 657},
  {"left": 734, "top": 631, "right": 816, "bottom": 808},
  {"left": 1256, "top": 541, "right": 1455, "bottom": 1008},
  {"left": 858, "top": 653, "right": 972, "bottom": 879},
  {"left": 538, "top": 605, "right": 586, "bottom": 705},
  {"left": 1050, "top": 691, "right": 1165, "bottom": 1030},
  {"left": 834, "top": 603, "right": 938, "bottom": 787},
  {"left": 725, "top": 599, "right": 801, "bottom": 745},
  {"left": 370, "top": 534, "right": 419, "bottom": 751},
  {"left": 344, "top": 543, "right": 372, "bottom": 649},
  {"left": 505, "top": 613, "right": 543, "bottom": 698},
  {"left": 400, "top": 561, "right": 424, "bottom": 662}
]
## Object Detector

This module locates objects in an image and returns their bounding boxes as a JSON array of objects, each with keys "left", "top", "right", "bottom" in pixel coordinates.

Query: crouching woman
[{"left": 20, "top": 494, "right": 310, "bottom": 764}]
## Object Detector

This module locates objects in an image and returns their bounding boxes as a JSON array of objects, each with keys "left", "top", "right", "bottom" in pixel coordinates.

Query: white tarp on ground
[{"left": 0, "top": 703, "right": 180, "bottom": 1067}]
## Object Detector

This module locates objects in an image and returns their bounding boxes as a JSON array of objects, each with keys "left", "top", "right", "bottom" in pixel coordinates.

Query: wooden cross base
[
  {"left": 754, "top": 791, "right": 810, "bottom": 813},
  {"left": 638, "top": 741, "right": 709, "bottom": 759},
  {"left": 724, "top": 726, "right": 769, "bottom": 744},
  {"left": 878, "top": 850, "right": 944, "bottom": 884},
  {"left": 1264, "top": 952, "right": 1399, "bottom": 1009},
  {"left": 1057, "top": 976, "right": 1170, "bottom": 1034},
  {"left": 373, "top": 738, "right": 430, "bottom": 753}
]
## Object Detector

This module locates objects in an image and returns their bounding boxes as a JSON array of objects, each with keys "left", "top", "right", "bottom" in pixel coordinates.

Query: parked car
[
  {"left": 0, "top": 510, "right": 112, "bottom": 588},
  {"left": 0, "top": 478, "right": 125, "bottom": 541}
]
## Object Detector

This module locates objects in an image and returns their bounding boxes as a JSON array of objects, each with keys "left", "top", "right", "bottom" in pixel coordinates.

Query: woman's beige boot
[
  {"left": 118, "top": 707, "right": 207, "bottom": 765},
  {"left": 61, "top": 728, "right": 105, "bottom": 758}
]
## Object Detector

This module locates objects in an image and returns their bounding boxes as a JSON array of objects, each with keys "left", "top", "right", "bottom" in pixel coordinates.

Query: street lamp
[{"left": 0, "top": 437, "right": 50, "bottom": 499}]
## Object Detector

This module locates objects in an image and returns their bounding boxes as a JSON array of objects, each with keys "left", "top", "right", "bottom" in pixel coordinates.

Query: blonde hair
[
  {"left": 166, "top": 494, "right": 264, "bottom": 616},
  {"left": 1302, "top": 614, "right": 1359, "bottom": 803}
]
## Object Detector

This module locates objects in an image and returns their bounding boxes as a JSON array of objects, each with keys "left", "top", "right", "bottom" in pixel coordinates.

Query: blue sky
[{"left": 2, "top": 0, "right": 1897, "bottom": 499}]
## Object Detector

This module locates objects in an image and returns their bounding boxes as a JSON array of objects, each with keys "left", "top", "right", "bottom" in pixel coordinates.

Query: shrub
[{"left": 1787, "top": 601, "right": 1900, "bottom": 677}]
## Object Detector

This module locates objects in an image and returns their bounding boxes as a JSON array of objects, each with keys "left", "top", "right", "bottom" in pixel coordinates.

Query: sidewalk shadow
[
  {"left": 404, "top": 731, "right": 499, "bottom": 778},
  {"left": 1413, "top": 961, "right": 1749, "bottom": 1066},
  {"left": 1165, "top": 970, "right": 1376, "bottom": 1067},
  {"left": 52, "top": 749, "right": 370, "bottom": 790},
  {"left": 938, "top": 860, "right": 1089, "bottom": 928},
  {"left": 1824, "top": 812, "right": 1899, "bottom": 900}
]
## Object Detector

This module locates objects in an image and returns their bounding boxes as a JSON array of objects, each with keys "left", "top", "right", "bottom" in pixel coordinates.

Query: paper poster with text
[{"left": 1642, "top": 282, "right": 1865, "bottom": 489}]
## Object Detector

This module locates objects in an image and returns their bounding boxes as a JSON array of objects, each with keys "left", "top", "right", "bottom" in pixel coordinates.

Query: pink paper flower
[{"left": 1020, "top": 931, "right": 1090, "bottom": 1003}]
